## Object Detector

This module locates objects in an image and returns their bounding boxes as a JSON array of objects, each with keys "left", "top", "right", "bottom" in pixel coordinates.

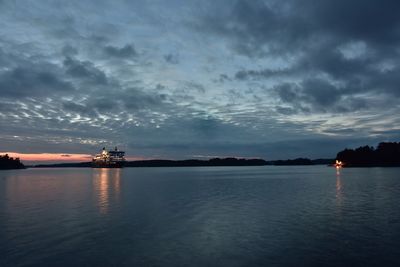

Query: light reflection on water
[
  {"left": 336, "top": 168, "right": 343, "bottom": 203},
  {"left": 92, "top": 168, "right": 121, "bottom": 214}
]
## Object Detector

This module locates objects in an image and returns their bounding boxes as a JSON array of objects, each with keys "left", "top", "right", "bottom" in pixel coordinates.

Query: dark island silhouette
[
  {"left": 271, "top": 158, "right": 334, "bottom": 166},
  {"left": 31, "top": 157, "right": 334, "bottom": 168},
  {"left": 336, "top": 142, "right": 400, "bottom": 167},
  {"left": 0, "top": 154, "right": 25, "bottom": 170}
]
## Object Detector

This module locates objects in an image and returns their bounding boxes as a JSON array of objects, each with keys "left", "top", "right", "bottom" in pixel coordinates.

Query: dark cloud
[
  {"left": 274, "top": 106, "right": 297, "bottom": 115},
  {"left": 61, "top": 45, "right": 78, "bottom": 57},
  {"left": 275, "top": 83, "right": 299, "bottom": 103},
  {"left": 164, "top": 53, "right": 179, "bottom": 64},
  {"left": 61, "top": 84, "right": 168, "bottom": 119},
  {"left": 63, "top": 57, "right": 108, "bottom": 85},
  {"left": 301, "top": 79, "right": 342, "bottom": 107},
  {"left": 297, "top": 43, "right": 378, "bottom": 82},
  {"left": 370, "top": 66, "right": 400, "bottom": 96},
  {"left": 200, "top": 0, "right": 400, "bottom": 55},
  {"left": 274, "top": 78, "right": 370, "bottom": 113},
  {"left": 104, "top": 44, "right": 137, "bottom": 58},
  {"left": 184, "top": 82, "right": 206, "bottom": 94},
  {"left": 0, "top": 66, "right": 74, "bottom": 98},
  {"left": 217, "top": 74, "right": 231, "bottom": 83},
  {"left": 91, "top": 97, "right": 119, "bottom": 112},
  {"left": 308, "top": 0, "right": 400, "bottom": 46},
  {"left": 122, "top": 87, "right": 168, "bottom": 111},
  {"left": 235, "top": 67, "right": 294, "bottom": 80},
  {"left": 198, "top": 0, "right": 312, "bottom": 56}
]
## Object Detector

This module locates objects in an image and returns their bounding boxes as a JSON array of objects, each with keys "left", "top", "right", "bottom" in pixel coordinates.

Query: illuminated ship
[{"left": 92, "top": 147, "right": 126, "bottom": 168}]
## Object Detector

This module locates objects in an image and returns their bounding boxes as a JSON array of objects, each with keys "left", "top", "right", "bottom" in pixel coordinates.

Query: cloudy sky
[{"left": 1, "top": 0, "right": 400, "bottom": 162}]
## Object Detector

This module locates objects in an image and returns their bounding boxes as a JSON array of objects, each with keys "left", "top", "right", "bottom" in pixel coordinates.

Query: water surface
[{"left": 1, "top": 166, "right": 400, "bottom": 266}]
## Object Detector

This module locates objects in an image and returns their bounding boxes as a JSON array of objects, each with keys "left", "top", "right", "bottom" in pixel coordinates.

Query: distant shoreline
[
  {"left": 28, "top": 158, "right": 335, "bottom": 168},
  {"left": 4, "top": 142, "right": 400, "bottom": 170}
]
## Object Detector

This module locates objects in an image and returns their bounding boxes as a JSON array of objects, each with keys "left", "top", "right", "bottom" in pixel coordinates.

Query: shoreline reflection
[{"left": 92, "top": 168, "right": 121, "bottom": 214}]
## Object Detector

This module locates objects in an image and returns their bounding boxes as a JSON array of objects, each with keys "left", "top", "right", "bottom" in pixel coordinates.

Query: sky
[{"left": 1, "top": 0, "right": 400, "bottom": 163}]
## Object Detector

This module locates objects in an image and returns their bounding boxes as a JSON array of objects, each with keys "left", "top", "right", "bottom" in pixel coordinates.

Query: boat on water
[{"left": 92, "top": 147, "right": 126, "bottom": 168}]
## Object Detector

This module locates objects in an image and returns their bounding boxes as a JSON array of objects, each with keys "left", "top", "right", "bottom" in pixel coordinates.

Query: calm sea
[{"left": 1, "top": 166, "right": 400, "bottom": 267}]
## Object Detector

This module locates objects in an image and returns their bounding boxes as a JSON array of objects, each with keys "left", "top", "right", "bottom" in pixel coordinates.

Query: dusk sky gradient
[{"left": 1, "top": 0, "right": 400, "bottom": 162}]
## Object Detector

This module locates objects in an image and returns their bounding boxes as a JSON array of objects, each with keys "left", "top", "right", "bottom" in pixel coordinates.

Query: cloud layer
[{"left": 1, "top": 0, "right": 399, "bottom": 160}]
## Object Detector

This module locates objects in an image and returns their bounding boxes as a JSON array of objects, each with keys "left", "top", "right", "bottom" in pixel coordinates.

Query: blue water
[{"left": 1, "top": 166, "right": 400, "bottom": 266}]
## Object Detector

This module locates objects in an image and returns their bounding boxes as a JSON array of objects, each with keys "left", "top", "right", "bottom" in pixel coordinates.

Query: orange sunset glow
[
  {"left": 0, "top": 152, "right": 146, "bottom": 164},
  {"left": 1, "top": 152, "right": 92, "bottom": 163}
]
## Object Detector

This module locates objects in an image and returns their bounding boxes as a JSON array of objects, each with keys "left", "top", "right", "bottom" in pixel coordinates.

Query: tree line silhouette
[
  {"left": 0, "top": 154, "right": 25, "bottom": 169},
  {"left": 33, "top": 157, "right": 335, "bottom": 168},
  {"left": 336, "top": 142, "right": 400, "bottom": 167}
]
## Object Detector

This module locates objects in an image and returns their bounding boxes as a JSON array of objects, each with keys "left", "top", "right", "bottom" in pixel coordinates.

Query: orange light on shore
[{"left": 335, "top": 160, "right": 344, "bottom": 168}]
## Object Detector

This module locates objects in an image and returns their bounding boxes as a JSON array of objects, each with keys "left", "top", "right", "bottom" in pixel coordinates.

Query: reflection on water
[
  {"left": 1, "top": 166, "right": 400, "bottom": 267},
  {"left": 4, "top": 169, "right": 89, "bottom": 213},
  {"left": 336, "top": 168, "right": 343, "bottom": 208},
  {"left": 92, "top": 168, "right": 121, "bottom": 214},
  {"left": 336, "top": 166, "right": 341, "bottom": 177}
]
